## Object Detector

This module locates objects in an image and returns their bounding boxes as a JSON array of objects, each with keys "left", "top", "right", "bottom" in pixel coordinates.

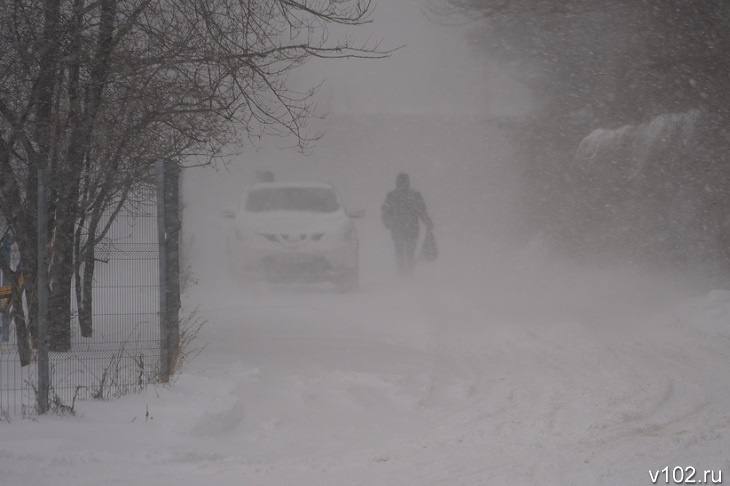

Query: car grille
[{"left": 262, "top": 255, "right": 332, "bottom": 280}]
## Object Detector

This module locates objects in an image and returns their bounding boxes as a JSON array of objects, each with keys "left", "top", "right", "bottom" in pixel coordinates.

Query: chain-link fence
[{"left": 0, "top": 189, "right": 162, "bottom": 418}]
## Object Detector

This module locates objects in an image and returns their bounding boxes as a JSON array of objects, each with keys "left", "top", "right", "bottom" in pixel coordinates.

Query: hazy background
[{"left": 183, "top": 0, "right": 538, "bottom": 292}]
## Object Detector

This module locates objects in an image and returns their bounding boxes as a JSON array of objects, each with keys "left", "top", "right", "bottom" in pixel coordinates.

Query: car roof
[{"left": 247, "top": 182, "right": 335, "bottom": 190}]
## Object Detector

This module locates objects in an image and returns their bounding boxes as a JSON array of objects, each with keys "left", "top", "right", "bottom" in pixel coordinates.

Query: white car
[{"left": 225, "top": 182, "right": 361, "bottom": 290}]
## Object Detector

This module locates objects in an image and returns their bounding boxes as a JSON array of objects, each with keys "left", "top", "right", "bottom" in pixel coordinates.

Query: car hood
[{"left": 237, "top": 210, "right": 348, "bottom": 234}]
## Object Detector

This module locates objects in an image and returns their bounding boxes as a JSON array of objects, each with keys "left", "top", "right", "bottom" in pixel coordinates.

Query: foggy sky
[{"left": 295, "top": 0, "right": 532, "bottom": 118}]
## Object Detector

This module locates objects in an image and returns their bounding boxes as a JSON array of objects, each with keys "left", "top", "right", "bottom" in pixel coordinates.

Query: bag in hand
[
  {"left": 420, "top": 228, "right": 438, "bottom": 262},
  {"left": 0, "top": 287, "right": 10, "bottom": 313}
]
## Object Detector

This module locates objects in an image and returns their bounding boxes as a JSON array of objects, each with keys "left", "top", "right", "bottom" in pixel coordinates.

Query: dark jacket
[{"left": 382, "top": 188, "right": 432, "bottom": 238}]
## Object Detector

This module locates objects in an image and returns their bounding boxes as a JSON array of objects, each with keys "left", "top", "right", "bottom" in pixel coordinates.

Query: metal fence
[{"left": 0, "top": 190, "right": 161, "bottom": 418}]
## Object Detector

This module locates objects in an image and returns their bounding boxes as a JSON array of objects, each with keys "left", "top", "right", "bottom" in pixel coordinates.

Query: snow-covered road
[{"left": 4, "top": 246, "right": 730, "bottom": 485}]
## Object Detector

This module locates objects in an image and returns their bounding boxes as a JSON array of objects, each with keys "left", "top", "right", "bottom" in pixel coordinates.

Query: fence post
[
  {"left": 36, "top": 158, "right": 49, "bottom": 413},
  {"left": 157, "top": 160, "right": 181, "bottom": 383},
  {"left": 165, "top": 162, "right": 181, "bottom": 373},
  {"left": 157, "top": 161, "right": 170, "bottom": 382}
]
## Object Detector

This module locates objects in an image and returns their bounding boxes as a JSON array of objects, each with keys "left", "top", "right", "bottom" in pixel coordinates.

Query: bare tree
[
  {"left": 0, "top": 0, "right": 388, "bottom": 358},
  {"left": 431, "top": 0, "right": 730, "bottom": 268}
]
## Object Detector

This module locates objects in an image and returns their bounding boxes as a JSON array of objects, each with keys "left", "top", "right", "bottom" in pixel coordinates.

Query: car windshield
[{"left": 245, "top": 187, "right": 340, "bottom": 213}]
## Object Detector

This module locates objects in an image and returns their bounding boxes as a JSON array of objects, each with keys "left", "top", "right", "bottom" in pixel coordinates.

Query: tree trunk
[
  {"left": 48, "top": 213, "right": 74, "bottom": 352},
  {"left": 9, "top": 251, "right": 37, "bottom": 365},
  {"left": 10, "top": 271, "right": 32, "bottom": 366},
  {"left": 78, "top": 245, "right": 95, "bottom": 338}
]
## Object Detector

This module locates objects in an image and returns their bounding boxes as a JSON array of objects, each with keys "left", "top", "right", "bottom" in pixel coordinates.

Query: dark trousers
[
  {"left": 0, "top": 269, "right": 7, "bottom": 342},
  {"left": 392, "top": 233, "right": 418, "bottom": 276},
  {"left": 0, "top": 311, "right": 9, "bottom": 343}
]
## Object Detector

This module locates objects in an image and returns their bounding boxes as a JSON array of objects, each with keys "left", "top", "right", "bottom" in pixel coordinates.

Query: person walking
[{"left": 381, "top": 173, "right": 433, "bottom": 276}]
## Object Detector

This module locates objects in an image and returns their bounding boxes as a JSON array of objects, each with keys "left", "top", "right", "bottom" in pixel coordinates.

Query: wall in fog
[{"left": 184, "top": 112, "right": 523, "bottom": 287}]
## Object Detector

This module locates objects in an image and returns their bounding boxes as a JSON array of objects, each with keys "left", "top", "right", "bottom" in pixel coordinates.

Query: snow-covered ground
[{"left": 3, "top": 115, "right": 730, "bottom": 485}]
